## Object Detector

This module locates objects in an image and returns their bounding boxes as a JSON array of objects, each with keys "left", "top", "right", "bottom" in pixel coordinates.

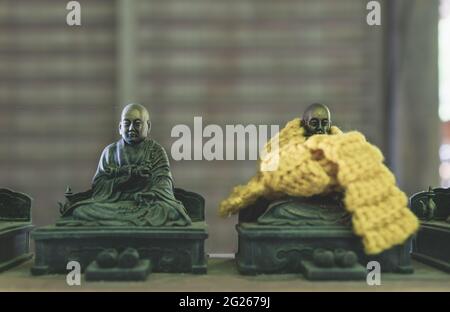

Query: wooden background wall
[{"left": 0, "top": 0, "right": 439, "bottom": 253}]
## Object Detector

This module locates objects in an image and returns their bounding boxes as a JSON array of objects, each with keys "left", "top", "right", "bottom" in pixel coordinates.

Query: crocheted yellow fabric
[{"left": 219, "top": 118, "right": 419, "bottom": 255}]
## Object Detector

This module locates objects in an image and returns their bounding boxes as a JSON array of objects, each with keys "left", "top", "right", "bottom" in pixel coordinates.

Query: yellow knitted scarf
[{"left": 219, "top": 118, "right": 419, "bottom": 255}]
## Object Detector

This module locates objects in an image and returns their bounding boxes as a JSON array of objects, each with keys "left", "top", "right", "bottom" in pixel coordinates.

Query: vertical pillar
[{"left": 116, "top": 0, "right": 137, "bottom": 116}]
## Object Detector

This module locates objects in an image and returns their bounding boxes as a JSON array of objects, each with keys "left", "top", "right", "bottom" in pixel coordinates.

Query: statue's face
[
  {"left": 302, "top": 104, "right": 331, "bottom": 137},
  {"left": 119, "top": 107, "right": 150, "bottom": 145}
]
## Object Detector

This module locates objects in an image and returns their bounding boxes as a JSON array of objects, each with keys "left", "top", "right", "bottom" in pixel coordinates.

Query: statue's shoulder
[
  {"left": 102, "top": 141, "right": 119, "bottom": 154},
  {"left": 145, "top": 139, "right": 170, "bottom": 166},
  {"left": 98, "top": 141, "right": 121, "bottom": 162},
  {"left": 147, "top": 139, "right": 167, "bottom": 154}
]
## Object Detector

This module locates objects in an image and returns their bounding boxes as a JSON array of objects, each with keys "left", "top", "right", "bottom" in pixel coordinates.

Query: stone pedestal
[
  {"left": 31, "top": 222, "right": 208, "bottom": 275},
  {"left": 0, "top": 188, "right": 34, "bottom": 273},
  {"left": 412, "top": 221, "right": 450, "bottom": 273},
  {"left": 410, "top": 187, "right": 450, "bottom": 273},
  {"left": 236, "top": 223, "right": 413, "bottom": 280},
  {"left": 0, "top": 223, "right": 33, "bottom": 272}
]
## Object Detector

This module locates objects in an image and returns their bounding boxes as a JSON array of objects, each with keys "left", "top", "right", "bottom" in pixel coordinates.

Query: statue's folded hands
[{"left": 139, "top": 165, "right": 152, "bottom": 176}]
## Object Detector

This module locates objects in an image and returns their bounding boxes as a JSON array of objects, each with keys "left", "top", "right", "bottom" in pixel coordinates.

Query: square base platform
[
  {"left": 0, "top": 223, "right": 33, "bottom": 273},
  {"left": 236, "top": 223, "right": 413, "bottom": 278},
  {"left": 301, "top": 260, "right": 367, "bottom": 281},
  {"left": 412, "top": 221, "right": 450, "bottom": 273},
  {"left": 85, "top": 260, "right": 152, "bottom": 281},
  {"left": 31, "top": 222, "right": 208, "bottom": 275}
]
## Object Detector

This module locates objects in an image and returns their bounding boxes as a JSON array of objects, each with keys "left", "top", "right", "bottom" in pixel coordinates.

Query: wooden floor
[{"left": 0, "top": 258, "right": 449, "bottom": 292}]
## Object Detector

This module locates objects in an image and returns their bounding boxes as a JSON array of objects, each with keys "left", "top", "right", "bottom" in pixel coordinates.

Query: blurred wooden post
[
  {"left": 387, "top": 0, "right": 440, "bottom": 194},
  {"left": 116, "top": 0, "right": 137, "bottom": 117}
]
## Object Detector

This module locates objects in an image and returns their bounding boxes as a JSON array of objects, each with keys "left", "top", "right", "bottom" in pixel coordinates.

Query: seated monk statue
[
  {"left": 58, "top": 103, "right": 191, "bottom": 227},
  {"left": 219, "top": 103, "right": 419, "bottom": 255},
  {"left": 256, "top": 103, "right": 350, "bottom": 226}
]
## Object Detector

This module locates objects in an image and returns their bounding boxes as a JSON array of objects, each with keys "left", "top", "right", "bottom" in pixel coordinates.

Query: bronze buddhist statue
[{"left": 58, "top": 103, "right": 191, "bottom": 227}]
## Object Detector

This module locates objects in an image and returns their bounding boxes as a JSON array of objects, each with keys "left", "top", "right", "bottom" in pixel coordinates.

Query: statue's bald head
[
  {"left": 121, "top": 103, "right": 150, "bottom": 121},
  {"left": 119, "top": 103, "right": 151, "bottom": 145},
  {"left": 301, "top": 103, "right": 332, "bottom": 137}
]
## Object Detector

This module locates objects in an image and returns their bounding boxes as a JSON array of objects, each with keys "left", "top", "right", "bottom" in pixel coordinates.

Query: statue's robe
[
  {"left": 59, "top": 138, "right": 191, "bottom": 226},
  {"left": 257, "top": 195, "right": 351, "bottom": 226}
]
